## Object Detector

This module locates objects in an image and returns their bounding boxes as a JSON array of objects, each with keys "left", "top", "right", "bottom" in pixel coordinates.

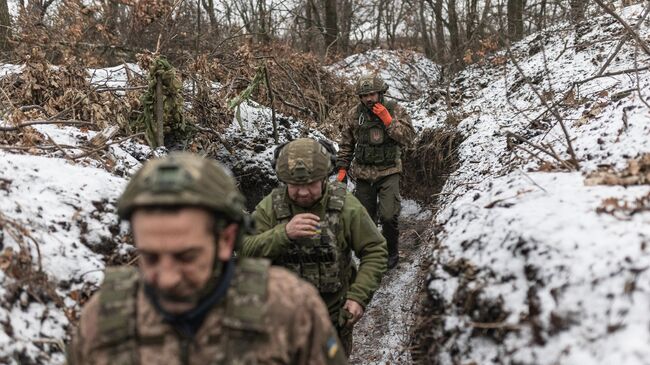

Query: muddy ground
[{"left": 350, "top": 216, "right": 434, "bottom": 364}]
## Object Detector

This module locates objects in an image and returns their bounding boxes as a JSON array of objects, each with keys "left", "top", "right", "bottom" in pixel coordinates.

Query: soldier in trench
[
  {"left": 335, "top": 74, "right": 416, "bottom": 269},
  {"left": 240, "top": 137, "right": 388, "bottom": 357},
  {"left": 66, "top": 152, "right": 348, "bottom": 365}
]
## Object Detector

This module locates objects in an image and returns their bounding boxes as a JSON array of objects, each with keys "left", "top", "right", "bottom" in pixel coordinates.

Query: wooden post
[
  {"left": 263, "top": 64, "right": 278, "bottom": 144},
  {"left": 155, "top": 74, "right": 164, "bottom": 147}
]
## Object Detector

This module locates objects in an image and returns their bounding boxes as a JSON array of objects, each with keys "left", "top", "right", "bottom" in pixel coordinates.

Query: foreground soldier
[
  {"left": 336, "top": 74, "right": 415, "bottom": 269},
  {"left": 67, "top": 152, "right": 347, "bottom": 365},
  {"left": 240, "top": 138, "right": 387, "bottom": 357}
]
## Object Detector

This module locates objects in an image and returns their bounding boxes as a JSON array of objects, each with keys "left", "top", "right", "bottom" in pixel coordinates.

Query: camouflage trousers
[{"left": 354, "top": 173, "right": 401, "bottom": 260}]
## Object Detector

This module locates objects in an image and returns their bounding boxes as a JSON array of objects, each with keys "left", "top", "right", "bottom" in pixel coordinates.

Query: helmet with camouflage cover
[
  {"left": 117, "top": 152, "right": 245, "bottom": 222},
  {"left": 355, "top": 74, "right": 389, "bottom": 95},
  {"left": 274, "top": 138, "right": 334, "bottom": 185}
]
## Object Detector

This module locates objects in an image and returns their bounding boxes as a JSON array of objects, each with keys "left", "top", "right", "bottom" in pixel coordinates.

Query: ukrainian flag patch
[{"left": 326, "top": 336, "right": 339, "bottom": 358}]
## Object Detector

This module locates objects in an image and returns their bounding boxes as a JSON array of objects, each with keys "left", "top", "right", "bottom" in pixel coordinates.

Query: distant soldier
[
  {"left": 66, "top": 152, "right": 347, "bottom": 365},
  {"left": 240, "top": 138, "right": 387, "bottom": 357},
  {"left": 336, "top": 74, "right": 415, "bottom": 269}
]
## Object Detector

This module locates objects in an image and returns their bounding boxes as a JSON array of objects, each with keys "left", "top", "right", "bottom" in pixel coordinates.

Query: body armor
[
  {"left": 354, "top": 101, "right": 399, "bottom": 168},
  {"left": 93, "top": 258, "right": 270, "bottom": 365},
  {"left": 271, "top": 182, "right": 351, "bottom": 294}
]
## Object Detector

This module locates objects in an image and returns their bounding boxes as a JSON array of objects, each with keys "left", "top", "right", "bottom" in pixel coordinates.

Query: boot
[{"left": 383, "top": 219, "right": 399, "bottom": 269}]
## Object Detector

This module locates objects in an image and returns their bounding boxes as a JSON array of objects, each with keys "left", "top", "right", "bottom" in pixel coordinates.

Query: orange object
[
  {"left": 336, "top": 168, "right": 347, "bottom": 182},
  {"left": 372, "top": 103, "right": 393, "bottom": 126}
]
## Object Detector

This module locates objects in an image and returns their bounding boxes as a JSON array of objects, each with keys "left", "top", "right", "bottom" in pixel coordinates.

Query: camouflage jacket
[
  {"left": 336, "top": 101, "right": 415, "bottom": 182},
  {"left": 240, "top": 183, "right": 387, "bottom": 317},
  {"left": 66, "top": 259, "right": 347, "bottom": 365}
]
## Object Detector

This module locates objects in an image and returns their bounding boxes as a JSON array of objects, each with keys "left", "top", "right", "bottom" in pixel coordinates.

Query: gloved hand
[
  {"left": 372, "top": 103, "right": 393, "bottom": 126},
  {"left": 336, "top": 168, "right": 347, "bottom": 183}
]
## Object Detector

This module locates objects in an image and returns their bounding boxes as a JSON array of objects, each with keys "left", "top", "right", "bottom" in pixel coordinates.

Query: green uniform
[
  {"left": 337, "top": 100, "right": 415, "bottom": 267},
  {"left": 240, "top": 182, "right": 388, "bottom": 354}
]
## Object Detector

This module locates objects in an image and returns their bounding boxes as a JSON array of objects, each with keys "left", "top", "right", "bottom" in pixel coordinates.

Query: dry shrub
[
  {"left": 1, "top": 48, "right": 139, "bottom": 132},
  {"left": 585, "top": 154, "right": 650, "bottom": 186},
  {"left": 209, "top": 42, "right": 355, "bottom": 137},
  {"left": 402, "top": 127, "right": 464, "bottom": 204},
  {"left": 596, "top": 193, "right": 650, "bottom": 219}
]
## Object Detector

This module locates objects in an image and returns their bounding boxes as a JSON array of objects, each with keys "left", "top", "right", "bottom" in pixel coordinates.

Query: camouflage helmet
[
  {"left": 274, "top": 138, "right": 334, "bottom": 185},
  {"left": 355, "top": 74, "right": 389, "bottom": 95},
  {"left": 117, "top": 152, "right": 246, "bottom": 222}
]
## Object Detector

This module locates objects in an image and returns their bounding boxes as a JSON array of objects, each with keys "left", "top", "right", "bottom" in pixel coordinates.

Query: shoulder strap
[
  {"left": 96, "top": 266, "right": 139, "bottom": 364},
  {"left": 271, "top": 186, "right": 292, "bottom": 221},
  {"left": 223, "top": 257, "right": 270, "bottom": 333},
  {"left": 326, "top": 182, "right": 347, "bottom": 212}
]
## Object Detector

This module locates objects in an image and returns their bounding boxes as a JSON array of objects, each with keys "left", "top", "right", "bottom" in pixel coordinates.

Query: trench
[
  {"left": 229, "top": 126, "right": 463, "bottom": 363},
  {"left": 347, "top": 126, "right": 463, "bottom": 364}
]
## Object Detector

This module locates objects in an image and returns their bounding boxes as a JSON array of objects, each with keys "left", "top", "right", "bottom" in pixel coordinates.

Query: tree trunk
[
  {"left": 201, "top": 0, "right": 219, "bottom": 36},
  {"left": 448, "top": 0, "right": 462, "bottom": 65},
  {"left": 304, "top": 2, "right": 314, "bottom": 53},
  {"left": 0, "top": 0, "right": 11, "bottom": 51},
  {"left": 375, "top": 0, "right": 384, "bottom": 46},
  {"left": 419, "top": 0, "right": 434, "bottom": 58},
  {"left": 537, "top": 0, "right": 547, "bottom": 30},
  {"left": 432, "top": 0, "right": 445, "bottom": 62},
  {"left": 339, "top": 0, "right": 353, "bottom": 53},
  {"left": 466, "top": 0, "right": 478, "bottom": 39},
  {"left": 570, "top": 0, "right": 586, "bottom": 23},
  {"left": 323, "top": 0, "right": 339, "bottom": 52},
  {"left": 507, "top": 0, "right": 525, "bottom": 40}
]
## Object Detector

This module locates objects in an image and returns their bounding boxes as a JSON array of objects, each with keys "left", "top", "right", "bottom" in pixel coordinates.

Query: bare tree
[
  {"left": 201, "top": 0, "right": 219, "bottom": 36},
  {"left": 448, "top": 0, "right": 462, "bottom": 65},
  {"left": 0, "top": 0, "right": 10, "bottom": 52},
  {"left": 324, "top": 0, "right": 339, "bottom": 51},
  {"left": 432, "top": 0, "right": 446, "bottom": 62},
  {"left": 570, "top": 0, "right": 586, "bottom": 23},
  {"left": 418, "top": 0, "right": 434, "bottom": 58},
  {"left": 339, "top": 0, "right": 353, "bottom": 53},
  {"left": 507, "top": 0, "right": 525, "bottom": 40}
]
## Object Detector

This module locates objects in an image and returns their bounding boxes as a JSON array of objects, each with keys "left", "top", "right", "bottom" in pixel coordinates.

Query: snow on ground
[
  {"left": 423, "top": 3, "right": 650, "bottom": 364},
  {"left": 87, "top": 63, "right": 143, "bottom": 89},
  {"left": 327, "top": 49, "right": 441, "bottom": 101},
  {"left": 0, "top": 150, "right": 129, "bottom": 363}
]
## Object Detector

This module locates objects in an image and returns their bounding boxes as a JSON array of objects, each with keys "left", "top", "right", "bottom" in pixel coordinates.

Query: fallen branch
[
  {"left": 596, "top": 2, "right": 650, "bottom": 76},
  {"left": 469, "top": 321, "right": 522, "bottom": 331},
  {"left": 506, "top": 132, "right": 572, "bottom": 170},
  {"left": 576, "top": 65, "right": 650, "bottom": 85},
  {"left": 46, "top": 134, "right": 72, "bottom": 160},
  {"left": 0, "top": 120, "right": 95, "bottom": 132},
  {"left": 70, "top": 132, "right": 145, "bottom": 160},
  {"left": 504, "top": 47, "right": 579, "bottom": 169},
  {"left": 95, "top": 86, "right": 148, "bottom": 93},
  {"left": 193, "top": 125, "right": 234, "bottom": 155},
  {"left": 594, "top": 0, "right": 650, "bottom": 57}
]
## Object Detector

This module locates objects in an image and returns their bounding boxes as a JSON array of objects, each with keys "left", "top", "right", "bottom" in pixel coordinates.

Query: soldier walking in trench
[
  {"left": 335, "top": 74, "right": 416, "bottom": 269},
  {"left": 240, "top": 138, "right": 388, "bottom": 357},
  {"left": 66, "top": 152, "right": 347, "bottom": 365}
]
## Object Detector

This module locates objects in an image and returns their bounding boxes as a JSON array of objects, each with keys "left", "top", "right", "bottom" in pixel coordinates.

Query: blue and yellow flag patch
[{"left": 326, "top": 336, "right": 339, "bottom": 358}]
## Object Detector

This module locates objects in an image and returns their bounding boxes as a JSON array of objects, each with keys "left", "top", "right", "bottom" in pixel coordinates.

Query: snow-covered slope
[
  {"left": 327, "top": 49, "right": 441, "bottom": 101},
  {"left": 424, "top": 4, "right": 650, "bottom": 364}
]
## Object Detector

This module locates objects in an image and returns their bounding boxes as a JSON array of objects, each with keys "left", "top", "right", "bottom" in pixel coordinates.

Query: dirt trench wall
[{"left": 401, "top": 127, "right": 464, "bottom": 205}]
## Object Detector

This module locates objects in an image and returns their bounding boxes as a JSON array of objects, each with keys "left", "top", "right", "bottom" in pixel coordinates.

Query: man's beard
[
  {"left": 364, "top": 100, "right": 376, "bottom": 109},
  {"left": 294, "top": 196, "right": 317, "bottom": 208},
  {"left": 154, "top": 289, "right": 197, "bottom": 304}
]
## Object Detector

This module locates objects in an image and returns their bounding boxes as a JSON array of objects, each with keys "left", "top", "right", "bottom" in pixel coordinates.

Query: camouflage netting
[{"left": 133, "top": 57, "right": 187, "bottom": 148}]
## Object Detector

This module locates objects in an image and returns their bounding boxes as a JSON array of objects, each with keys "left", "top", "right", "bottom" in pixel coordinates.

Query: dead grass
[{"left": 402, "top": 127, "right": 464, "bottom": 205}]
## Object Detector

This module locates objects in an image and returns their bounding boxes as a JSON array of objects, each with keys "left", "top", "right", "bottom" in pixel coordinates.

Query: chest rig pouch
[
  {"left": 272, "top": 182, "right": 351, "bottom": 294},
  {"left": 95, "top": 259, "right": 270, "bottom": 365},
  {"left": 354, "top": 102, "right": 399, "bottom": 167}
]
